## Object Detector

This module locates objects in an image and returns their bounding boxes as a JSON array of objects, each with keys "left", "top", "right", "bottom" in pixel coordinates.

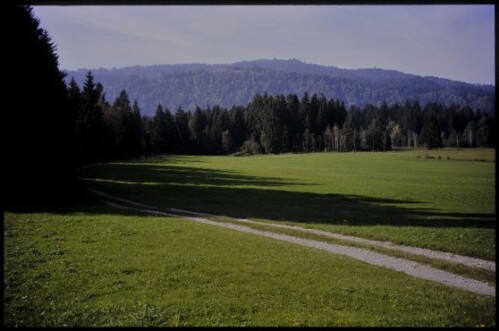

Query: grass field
[
  {"left": 4, "top": 148, "right": 496, "bottom": 326},
  {"left": 4, "top": 206, "right": 496, "bottom": 327},
  {"left": 78, "top": 148, "right": 495, "bottom": 260}
]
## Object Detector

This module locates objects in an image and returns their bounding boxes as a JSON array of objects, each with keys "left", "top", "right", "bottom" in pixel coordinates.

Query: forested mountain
[{"left": 65, "top": 59, "right": 495, "bottom": 116}]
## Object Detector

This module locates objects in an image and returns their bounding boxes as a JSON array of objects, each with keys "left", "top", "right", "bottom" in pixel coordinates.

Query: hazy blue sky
[{"left": 33, "top": 5, "right": 494, "bottom": 85}]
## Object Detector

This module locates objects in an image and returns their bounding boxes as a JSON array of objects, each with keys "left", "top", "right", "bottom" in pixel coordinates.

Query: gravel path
[
  {"left": 90, "top": 188, "right": 496, "bottom": 297},
  {"left": 169, "top": 208, "right": 495, "bottom": 271}
]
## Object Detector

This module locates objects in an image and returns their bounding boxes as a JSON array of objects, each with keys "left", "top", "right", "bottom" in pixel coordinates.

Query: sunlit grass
[
  {"left": 207, "top": 216, "right": 496, "bottom": 285},
  {"left": 395, "top": 147, "right": 495, "bottom": 162},
  {"left": 4, "top": 206, "right": 496, "bottom": 327}
]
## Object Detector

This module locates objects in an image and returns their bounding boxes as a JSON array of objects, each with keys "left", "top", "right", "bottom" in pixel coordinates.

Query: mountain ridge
[{"left": 64, "top": 58, "right": 495, "bottom": 116}]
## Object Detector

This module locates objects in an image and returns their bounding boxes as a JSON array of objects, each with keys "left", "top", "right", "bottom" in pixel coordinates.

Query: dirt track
[{"left": 89, "top": 188, "right": 496, "bottom": 297}]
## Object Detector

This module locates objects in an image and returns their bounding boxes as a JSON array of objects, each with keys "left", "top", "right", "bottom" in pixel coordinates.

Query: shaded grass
[
  {"left": 78, "top": 149, "right": 496, "bottom": 260},
  {"left": 3, "top": 205, "right": 496, "bottom": 327}
]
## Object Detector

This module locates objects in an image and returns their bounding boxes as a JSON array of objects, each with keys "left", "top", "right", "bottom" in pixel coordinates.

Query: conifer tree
[
  {"left": 6, "top": 5, "right": 74, "bottom": 206},
  {"left": 420, "top": 106, "right": 442, "bottom": 149},
  {"left": 77, "top": 71, "right": 104, "bottom": 162}
]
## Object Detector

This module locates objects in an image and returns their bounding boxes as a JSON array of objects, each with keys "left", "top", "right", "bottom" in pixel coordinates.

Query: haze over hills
[{"left": 64, "top": 59, "right": 495, "bottom": 116}]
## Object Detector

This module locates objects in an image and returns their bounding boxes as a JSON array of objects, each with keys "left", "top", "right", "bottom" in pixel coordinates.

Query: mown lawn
[
  {"left": 3, "top": 205, "right": 496, "bottom": 327},
  {"left": 78, "top": 148, "right": 496, "bottom": 260}
]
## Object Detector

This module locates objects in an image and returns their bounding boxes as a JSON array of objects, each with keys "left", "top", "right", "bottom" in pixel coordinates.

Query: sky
[{"left": 33, "top": 5, "right": 495, "bottom": 85}]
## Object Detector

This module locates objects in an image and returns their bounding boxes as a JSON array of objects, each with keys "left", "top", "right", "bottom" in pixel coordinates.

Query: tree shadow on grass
[
  {"left": 77, "top": 162, "right": 313, "bottom": 188},
  {"left": 67, "top": 161, "right": 496, "bottom": 229}
]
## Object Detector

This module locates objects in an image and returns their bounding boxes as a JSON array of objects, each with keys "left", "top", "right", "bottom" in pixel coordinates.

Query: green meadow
[
  {"left": 4, "top": 148, "right": 496, "bottom": 326},
  {"left": 4, "top": 206, "right": 495, "bottom": 327},
  {"left": 79, "top": 148, "right": 495, "bottom": 260}
]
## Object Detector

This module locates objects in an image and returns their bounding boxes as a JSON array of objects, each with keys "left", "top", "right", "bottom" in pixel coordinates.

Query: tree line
[{"left": 68, "top": 72, "right": 494, "bottom": 165}]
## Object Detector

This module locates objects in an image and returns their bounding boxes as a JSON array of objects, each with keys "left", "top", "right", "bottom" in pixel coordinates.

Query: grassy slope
[
  {"left": 4, "top": 206, "right": 495, "bottom": 327},
  {"left": 79, "top": 149, "right": 495, "bottom": 260}
]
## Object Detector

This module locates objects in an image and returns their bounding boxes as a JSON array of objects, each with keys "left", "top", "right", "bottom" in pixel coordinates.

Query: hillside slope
[{"left": 65, "top": 59, "right": 495, "bottom": 116}]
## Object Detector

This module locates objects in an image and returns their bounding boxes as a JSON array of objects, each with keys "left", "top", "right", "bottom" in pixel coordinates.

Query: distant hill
[{"left": 64, "top": 59, "right": 495, "bottom": 116}]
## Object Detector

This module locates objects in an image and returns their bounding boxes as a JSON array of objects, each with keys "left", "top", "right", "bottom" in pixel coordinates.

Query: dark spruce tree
[
  {"left": 175, "top": 107, "right": 191, "bottom": 153},
  {"left": 5, "top": 5, "right": 76, "bottom": 208},
  {"left": 130, "top": 100, "right": 144, "bottom": 156},
  {"left": 189, "top": 106, "right": 209, "bottom": 153},
  {"left": 77, "top": 72, "right": 105, "bottom": 163},
  {"left": 420, "top": 104, "right": 443, "bottom": 149}
]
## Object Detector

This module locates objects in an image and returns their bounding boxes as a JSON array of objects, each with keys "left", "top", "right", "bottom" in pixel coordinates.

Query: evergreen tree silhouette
[{"left": 5, "top": 5, "right": 75, "bottom": 208}]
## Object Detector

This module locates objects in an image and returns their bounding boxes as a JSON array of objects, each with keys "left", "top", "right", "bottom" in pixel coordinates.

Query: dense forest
[
  {"left": 66, "top": 59, "right": 495, "bottom": 116},
  {"left": 4, "top": 5, "right": 495, "bottom": 208},
  {"left": 66, "top": 73, "right": 495, "bottom": 163}
]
